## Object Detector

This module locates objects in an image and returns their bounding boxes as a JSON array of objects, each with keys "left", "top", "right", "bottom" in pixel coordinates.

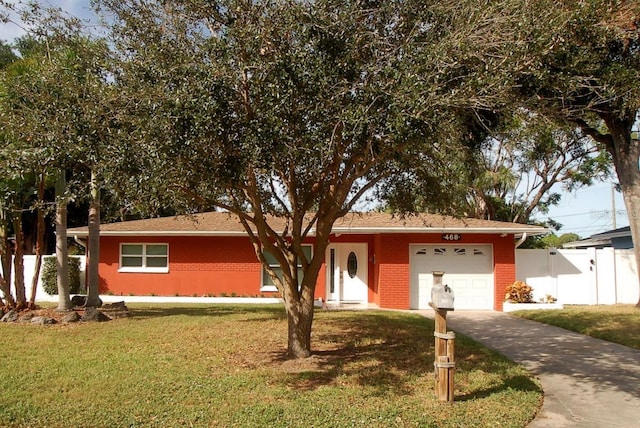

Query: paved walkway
[{"left": 419, "top": 310, "right": 640, "bottom": 427}]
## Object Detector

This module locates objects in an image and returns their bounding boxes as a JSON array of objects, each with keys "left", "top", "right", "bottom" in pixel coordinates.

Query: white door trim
[{"left": 326, "top": 243, "right": 368, "bottom": 303}]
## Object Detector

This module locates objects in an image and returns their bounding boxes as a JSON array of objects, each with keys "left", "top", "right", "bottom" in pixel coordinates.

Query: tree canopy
[
  {"left": 3, "top": 0, "right": 639, "bottom": 352},
  {"left": 93, "top": 0, "right": 536, "bottom": 357},
  {"left": 509, "top": 0, "right": 640, "bottom": 304}
]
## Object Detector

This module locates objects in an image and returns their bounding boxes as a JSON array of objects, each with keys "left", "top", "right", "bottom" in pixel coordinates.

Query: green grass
[
  {"left": 511, "top": 304, "right": 640, "bottom": 349},
  {"left": 0, "top": 304, "right": 541, "bottom": 427}
]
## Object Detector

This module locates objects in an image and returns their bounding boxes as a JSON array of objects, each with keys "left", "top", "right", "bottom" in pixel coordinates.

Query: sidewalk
[{"left": 420, "top": 310, "right": 640, "bottom": 427}]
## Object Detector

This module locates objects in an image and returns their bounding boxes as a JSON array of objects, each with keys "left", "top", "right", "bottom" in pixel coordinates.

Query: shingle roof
[{"left": 68, "top": 211, "right": 547, "bottom": 237}]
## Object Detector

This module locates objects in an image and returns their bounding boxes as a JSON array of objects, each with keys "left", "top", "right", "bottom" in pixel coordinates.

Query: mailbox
[{"left": 430, "top": 271, "right": 454, "bottom": 310}]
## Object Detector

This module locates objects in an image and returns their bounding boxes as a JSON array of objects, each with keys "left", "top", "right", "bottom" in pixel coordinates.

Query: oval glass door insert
[{"left": 347, "top": 252, "right": 358, "bottom": 278}]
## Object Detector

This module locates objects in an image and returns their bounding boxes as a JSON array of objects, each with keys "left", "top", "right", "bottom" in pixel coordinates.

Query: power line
[{"left": 537, "top": 210, "right": 627, "bottom": 220}]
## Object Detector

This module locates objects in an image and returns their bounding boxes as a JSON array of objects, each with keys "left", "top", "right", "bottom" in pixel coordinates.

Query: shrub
[
  {"left": 41, "top": 256, "right": 83, "bottom": 295},
  {"left": 505, "top": 281, "right": 534, "bottom": 303}
]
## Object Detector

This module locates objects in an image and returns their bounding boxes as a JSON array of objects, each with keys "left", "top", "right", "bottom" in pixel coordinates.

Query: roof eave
[
  {"left": 72, "top": 231, "right": 250, "bottom": 238},
  {"left": 331, "top": 227, "right": 547, "bottom": 235},
  {"left": 73, "top": 226, "right": 548, "bottom": 238}
]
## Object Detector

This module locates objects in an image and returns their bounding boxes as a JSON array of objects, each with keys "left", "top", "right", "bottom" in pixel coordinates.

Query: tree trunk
[
  {"left": 616, "top": 154, "right": 640, "bottom": 308},
  {"left": 0, "top": 219, "right": 16, "bottom": 308},
  {"left": 12, "top": 216, "right": 27, "bottom": 309},
  {"left": 281, "top": 222, "right": 333, "bottom": 358},
  {"left": 602, "top": 117, "right": 640, "bottom": 307},
  {"left": 85, "top": 170, "right": 101, "bottom": 307},
  {"left": 28, "top": 173, "right": 46, "bottom": 309},
  {"left": 55, "top": 171, "right": 72, "bottom": 312},
  {"left": 285, "top": 299, "right": 314, "bottom": 358}
]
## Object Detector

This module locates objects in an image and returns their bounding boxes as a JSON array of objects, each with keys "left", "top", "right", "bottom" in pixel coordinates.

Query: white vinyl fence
[
  {"left": 515, "top": 248, "right": 639, "bottom": 305},
  {"left": 4, "top": 255, "right": 86, "bottom": 302}
]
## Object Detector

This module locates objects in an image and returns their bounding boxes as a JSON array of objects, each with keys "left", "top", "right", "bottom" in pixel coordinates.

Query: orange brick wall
[
  {"left": 98, "top": 232, "right": 516, "bottom": 310},
  {"left": 99, "top": 236, "right": 329, "bottom": 298},
  {"left": 492, "top": 237, "right": 515, "bottom": 311}
]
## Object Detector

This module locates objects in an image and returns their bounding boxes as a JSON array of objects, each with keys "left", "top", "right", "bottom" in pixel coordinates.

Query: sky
[
  {"left": 0, "top": 1, "right": 96, "bottom": 42},
  {"left": 533, "top": 181, "right": 629, "bottom": 238},
  {"left": 0, "top": 2, "right": 633, "bottom": 240}
]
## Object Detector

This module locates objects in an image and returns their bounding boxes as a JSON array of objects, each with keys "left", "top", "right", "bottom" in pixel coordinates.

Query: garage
[{"left": 410, "top": 244, "right": 494, "bottom": 310}]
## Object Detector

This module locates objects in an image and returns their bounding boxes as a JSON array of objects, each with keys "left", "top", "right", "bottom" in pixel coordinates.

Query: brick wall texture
[{"left": 99, "top": 232, "right": 516, "bottom": 310}]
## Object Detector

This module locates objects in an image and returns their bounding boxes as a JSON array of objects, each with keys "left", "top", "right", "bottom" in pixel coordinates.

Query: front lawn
[
  {"left": 0, "top": 304, "right": 541, "bottom": 427},
  {"left": 511, "top": 304, "right": 640, "bottom": 350}
]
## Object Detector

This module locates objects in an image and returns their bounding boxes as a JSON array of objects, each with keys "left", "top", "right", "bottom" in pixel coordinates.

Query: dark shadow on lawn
[
  {"left": 269, "top": 310, "right": 541, "bottom": 400},
  {"left": 122, "top": 305, "right": 541, "bottom": 401},
  {"left": 129, "top": 303, "right": 286, "bottom": 320},
  {"left": 455, "top": 374, "right": 541, "bottom": 401}
]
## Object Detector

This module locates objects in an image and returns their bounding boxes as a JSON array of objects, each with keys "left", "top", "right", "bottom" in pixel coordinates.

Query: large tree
[
  {"left": 94, "top": 0, "right": 520, "bottom": 358},
  {"left": 511, "top": 1, "right": 640, "bottom": 305},
  {"left": 0, "top": 39, "right": 46, "bottom": 310},
  {"left": 467, "top": 111, "right": 611, "bottom": 225},
  {"left": 0, "top": 24, "right": 113, "bottom": 310}
]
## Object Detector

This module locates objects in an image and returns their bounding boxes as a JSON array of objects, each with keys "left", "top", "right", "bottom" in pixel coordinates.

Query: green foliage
[
  {"left": 0, "top": 40, "right": 17, "bottom": 69},
  {"left": 41, "top": 256, "right": 82, "bottom": 295},
  {"left": 524, "top": 232, "right": 582, "bottom": 249},
  {"left": 100, "top": 0, "right": 489, "bottom": 218},
  {"left": 505, "top": 281, "right": 534, "bottom": 303},
  {"left": 462, "top": 110, "right": 611, "bottom": 224},
  {"left": 90, "top": 0, "right": 531, "bottom": 356}
]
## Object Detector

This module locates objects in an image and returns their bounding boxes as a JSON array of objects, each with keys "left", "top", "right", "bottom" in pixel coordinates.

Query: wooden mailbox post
[{"left": 430, "top": 271, "right": 455, "bottom": 403}]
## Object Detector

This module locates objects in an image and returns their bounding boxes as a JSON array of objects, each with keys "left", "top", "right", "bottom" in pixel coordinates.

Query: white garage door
[{"left": 410, "top": 244, "right": 494, "bottom": 310}]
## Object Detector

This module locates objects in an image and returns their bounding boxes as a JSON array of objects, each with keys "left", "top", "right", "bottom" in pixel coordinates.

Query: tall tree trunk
[
  {"left": 28, "top": 173, "right": 46, "bottom": 309},
  {"left": 285, "top": 298, "right": 314, "bottom": 358},
  {"left": 55, "top": 171, "right": 72, "bottom": 311},
  {"left": 0, "top": 217, "right": 16, "bottom": 308},
  {"left": 12, "top": 216, "right": 27, "bottom": 309},
  {"left": 601, "top": 116, "right": 640, "bottom": 307},
  {"left": 281, "top": 223, "right": 332, "bottom": 358},
  {"left": 85, "top": 170, "right": 101, "bottom": 307},
  {"left": 616, "top": 152, "right": 640, "bottom": 308}
]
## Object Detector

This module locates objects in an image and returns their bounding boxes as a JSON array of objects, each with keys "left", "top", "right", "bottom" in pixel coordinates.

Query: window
[
  {"left": 347, "top": 252, "right": 358, "bottom": 278},
  {"left": 261, "top": 246, "right": 312, "bottom": 292},
  {"left": 119, "top": 243, "right": 169, "bottom": 273}
]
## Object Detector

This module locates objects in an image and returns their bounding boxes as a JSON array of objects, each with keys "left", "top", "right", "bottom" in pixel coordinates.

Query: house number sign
[{"left": 442, "top": 234, "right": 462, "bottom": 241}]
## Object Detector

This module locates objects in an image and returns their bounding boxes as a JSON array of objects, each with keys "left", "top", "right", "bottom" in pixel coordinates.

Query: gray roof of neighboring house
[
  {"left": 563, "top": 226, "right": 632, "bottom": 249},
  {"left": 68, "top": 211, "right": 548, "bottom": 238}
]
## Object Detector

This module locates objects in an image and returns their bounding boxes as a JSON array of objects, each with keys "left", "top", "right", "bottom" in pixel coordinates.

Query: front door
[{"left": 326, "top": 243, "right": 368, "bottom": 303}]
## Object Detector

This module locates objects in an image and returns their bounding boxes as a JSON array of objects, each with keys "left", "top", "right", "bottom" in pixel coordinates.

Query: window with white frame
[
  {"left": 119, "top": 243, "right": 169, "bottom": 273},
  {"left": 261, "top": 245, "right": 312, "bottom": 292}
]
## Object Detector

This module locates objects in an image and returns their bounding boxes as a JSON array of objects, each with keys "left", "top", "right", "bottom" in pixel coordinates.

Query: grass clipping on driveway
[{"left": 0, "top": 304, "right": 541, "bottom": 427}]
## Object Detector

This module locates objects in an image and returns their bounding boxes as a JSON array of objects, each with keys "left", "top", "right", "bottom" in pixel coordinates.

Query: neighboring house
[
  {"left": 563, "top": 226, "right": 634, "bottom": 250},
  {"left": 68, "top": 212, "right": 546, "bottom": 311}
]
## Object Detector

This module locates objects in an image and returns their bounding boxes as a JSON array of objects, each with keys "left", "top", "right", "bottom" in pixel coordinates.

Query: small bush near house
[
  {"left": 41, "top": 257, "right": 82, "bottom": 295},
  {"left": 505, "top": 281, "right": 534, "bottom": 303}
]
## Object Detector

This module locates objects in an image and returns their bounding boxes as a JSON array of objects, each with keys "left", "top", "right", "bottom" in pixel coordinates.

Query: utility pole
[{"left": 611, "top": 184, "right": 617, "bottom": 229}]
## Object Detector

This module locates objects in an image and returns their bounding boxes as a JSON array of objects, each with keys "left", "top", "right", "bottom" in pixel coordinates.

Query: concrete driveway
[{"left": 419, "top": 310, "right": 640, "bottom": 427}]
